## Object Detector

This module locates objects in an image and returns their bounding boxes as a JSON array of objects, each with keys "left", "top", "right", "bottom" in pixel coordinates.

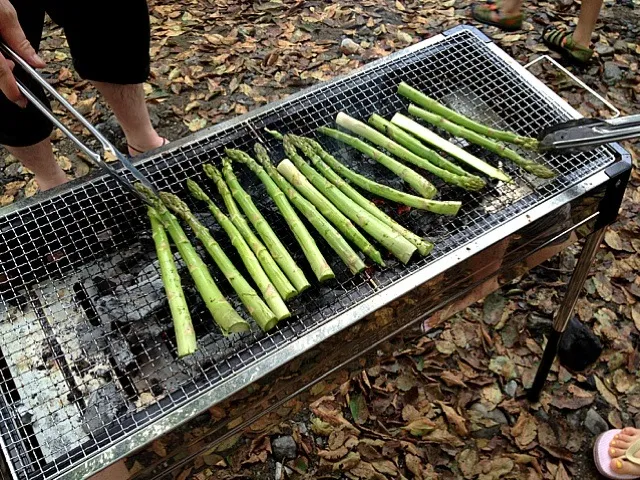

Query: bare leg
[
  {"left": 499, "top": 0, "right": 523, "bottom": 16},
  {"left": 91, "top": 82, "right": 165, "bottom": 156},
  {"left": 5, "top": 139, "right": 68, "bottom": 191},
  {"left": 572, "top": 0, "right": 603, "bottom": 47}
]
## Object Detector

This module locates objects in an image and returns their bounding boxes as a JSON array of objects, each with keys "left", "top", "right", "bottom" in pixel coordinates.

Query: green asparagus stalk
[
  {"left": 135, "top": 184, "right": 250, "bottom": 335},
  {"left": 276, "top": 157, "right": 385, "bottom": 266},
  {"left": 220, "top": 158, "right": 311, "bottom": 293},
  {"left": 159, "top": 192, "right": 278, "bottom": 332},
  {"left": 252, "top": 144, "right": 366, "bottom": 275},
  {"left": 397, "top": 82, "right": 540, "bottom": 150},
  {"left": 187, "top": 180, "right": 291, "bottom": 321},
  {"left": 391, "top": 113, "right": 512, "bottom": 183},
  {"left": 283, "top": 136, "right": 417, "bottom": 264},
  {"left": 203, "top": 164, "right": 297, "bottom": 301},
  {"left": 407, "top": 105, "right": 556, "bottom": 179},
  {"left": 229, "top": 147, "right": 334, "bottom": 282},
  {"left": 336, "top": 113, "right": 485, "bottom": 192},
  {"left": 291, "top": 135, "right": 433, "bottom": 256},
  {"left": 319, "top": 126, "right": 437, "bottom": 199},
  {"left": 368, "top": 114, "right": 479, "bottom": 179},
  {"left": 265, "top": 128, "right": 284, "bottom": 141},
  {"left": 148, "top": 208, "right": 197, "bottom": 356},
  {"left": 305, "top": 137, "right": 462, "bottom": 215}
]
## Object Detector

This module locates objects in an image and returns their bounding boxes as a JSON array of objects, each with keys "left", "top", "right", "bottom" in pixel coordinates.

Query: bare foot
[
  {"left": 36, "top": 171, "right": 69, "bottom": 191},
  {"left": 608, "top": 427, "right": 640, "bottom": 476},
  {"left": 127, "top": 136, "right": 168, "bottom": 156}
]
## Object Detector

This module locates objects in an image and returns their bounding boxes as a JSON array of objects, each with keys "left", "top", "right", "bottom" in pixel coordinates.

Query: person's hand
[{"left": 0, "top": 0, "right": 45, "bottom": 107}]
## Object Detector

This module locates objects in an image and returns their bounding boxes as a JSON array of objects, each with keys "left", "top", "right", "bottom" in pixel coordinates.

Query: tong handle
[
  {"left": 0, "top": 42, "right": 156, "bottom": 205},
  {"left": 606, "top": 113, "right": 640, "bottom": 128}
]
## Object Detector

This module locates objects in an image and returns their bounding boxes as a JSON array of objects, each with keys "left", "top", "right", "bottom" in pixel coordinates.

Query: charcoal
[
  {"left": 109, "top": 335, "right": 136, "bottom": 370},
  {"left": 95, "top": 269, "right": 165, "bottom": 324},
  {"left": 77, "top": 322, "right": 108, "bottom": 357},
  {"left": 82, "top": 383, "right": 127, "bottom": 435},
  {"left": 558, "top": 318, "right": 603, "bottom": 371}
]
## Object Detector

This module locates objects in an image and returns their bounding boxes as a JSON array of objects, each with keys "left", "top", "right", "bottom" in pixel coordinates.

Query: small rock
[
  {"left": 297, "top": 422, "right": 308, "bottom": 436},
  {"left": 558, "top": 318, "right": 603, "bottom": 371},
  {"left": 566, "top": 411, "right": 581, "bottom": 429},
  {"left": 614, "top": 40, "right": 628, "bottom": 53},
  {"left": 470, "top": 403, "right": 508, "bottom": 439},
  {"left": 340, "top": 38, "right": 361, "bottom": 55},
  {"left": 603, "top": 61, "right": 623, "bottom": 84},
  {"left": 275, "top": 462, "right": 284, "bottom": 480},
  {"left": 527, "top": 313, "right": 552, "bottom": 336},
  {"left": 4, "top": 162, "right": 23, "bottom": 178},
  {"left": 272, "top": 435, "right": 297, "bottom": 461},
  {"left": 584, "top": 408, "right": 608, "bottom": 435},
  {"left": 595, "top": 43, "right": 615, "bottom": 57},
  {"left": 504, "top": 380, "right": 518, "bottom": 397}
]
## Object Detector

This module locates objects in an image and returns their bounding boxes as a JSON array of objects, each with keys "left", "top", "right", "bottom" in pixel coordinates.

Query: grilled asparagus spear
[
  {"left": 335, "top": 113, "right": 485, "bottom": 191},
  {"left": 290, "top": 135, "right": 434, "bottom": 256},
  {"left": 160, "top": 192, "right": 278, "bottom": 332},
  {"left": 148, "top": 207, "right": 197, "bottom": 357},
  {"left": 391, "top": 113, "right": 512, "bottom": 183},
  {"left": 220, "top": 158, "right": 311, "bottom": 293},
  {"left": 252, "top": 145, "right": 366, "bottom": 275},
  {"left": 228, "top": 146, "right": 334, "bottom": 282},
  {"left": 136, "top": 184, "right": 250, "bottom": 335},
  {"left": 204, "top": 164, "right": 297, "bottom": 301},
  {"left": 397, "top": 81, "right": 540, "bottom": 150},
  {"left": 319, "top": 125, "right": 437, "bottom": 198},
  {"left": 303, "top": 137, "right": 462, "bottom": 215},
  {"left": 283, "top": 135, "right": 417, "bottom": 264},
  {"left": 407, "top": 105, "right": 555, "bottom": 179},
  {"left": 188, "top": 180, "right": 291, "bottom": 321}
]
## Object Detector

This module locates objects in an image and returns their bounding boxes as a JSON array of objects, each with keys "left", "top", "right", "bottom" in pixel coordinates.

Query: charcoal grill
[{"left": 0, "top": 26, "right": 631, "bottom": 480}]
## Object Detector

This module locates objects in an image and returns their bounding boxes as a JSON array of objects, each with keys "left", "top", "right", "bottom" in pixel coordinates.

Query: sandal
[
  {"left": 128, "top": 138, "right": 169, "bottom": 156},
  {"left": 594, "top": 429, "right": 640, "bottom": 479},
  {"left": 471, "top": 1, "right": 523, "bottom": 31},
  {"left": 542, "top": 26, "right": 594, "bottom": 64}
]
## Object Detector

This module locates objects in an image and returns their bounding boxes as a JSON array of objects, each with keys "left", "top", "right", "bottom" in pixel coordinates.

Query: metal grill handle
[
  {"left": 524, "top": 55, "right": 621, "bottom": 118},
  {"left": 0, "top": 42, "right": 157, "bottom": 205}
]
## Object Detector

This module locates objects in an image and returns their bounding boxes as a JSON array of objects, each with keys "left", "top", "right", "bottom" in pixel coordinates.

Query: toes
[
  {"left": 621, "top": 428, "right": 640, "bottom": 436},
  {"left": 610, "top": 459, "right": 640, "bottom": 476},
  {"left": 612, "top": 438, "right": 634, "bottom": 449},
  {"left": 609, "top": 447, "right": 627, "bottom": 459},
  {"left": 616, "top": 434, "right": 637, "bottom": 445}
]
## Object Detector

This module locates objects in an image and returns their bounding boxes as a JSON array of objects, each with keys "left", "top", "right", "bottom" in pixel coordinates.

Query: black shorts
[{"left": 0, "top": 0, "right": 151, "bottom": 147}]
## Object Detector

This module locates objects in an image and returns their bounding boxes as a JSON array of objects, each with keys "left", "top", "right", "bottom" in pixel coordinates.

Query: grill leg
[{"left": 527, "top": 226, "right": 607, "bottom": 402}]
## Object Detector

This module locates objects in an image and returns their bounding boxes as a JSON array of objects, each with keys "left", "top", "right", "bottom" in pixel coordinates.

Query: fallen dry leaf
[
  {"left": 403, "top": 417, "right": 436, "bottom": 437},
  {"left": 318, "top": 446, "right": 349, "bottom": 461},
  {"left": 349, "top": 394, "right": 370, "bottom": 425},
  {"left": 511, "top": 412, "right": 538, "bottom": 448},
  {"left": 332, "top": 451, "right": 361, "bottom": 472},
  {"left": 438, "top": 402, "right": 469, "bottom": 437},
  {"left": 405, "top": 453, "right": 423, "bottom": 480},
  {"left": 595, "top": 375, "right": 621, "bottom": 410},
  {"left": 458, "top": 448, "right": 479, "bottom": 478}
]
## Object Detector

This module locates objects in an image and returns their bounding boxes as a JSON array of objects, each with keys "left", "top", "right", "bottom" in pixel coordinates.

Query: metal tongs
[
  {"left": 0, "top": 42, "right": 158, "bottom": 206},
  {"left": 538, "top": 114, "right": 640, "bottom": 153}
]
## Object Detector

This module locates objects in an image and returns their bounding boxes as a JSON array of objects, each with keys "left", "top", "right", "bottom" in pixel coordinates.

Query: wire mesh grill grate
[{"left": 0, "top": 29, "right": 617, "bottom": 479}]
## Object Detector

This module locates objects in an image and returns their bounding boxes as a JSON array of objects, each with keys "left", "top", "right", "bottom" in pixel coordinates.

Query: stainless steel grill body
[{"left": 0, "top": 26, "right": 631, "bottom": 480}]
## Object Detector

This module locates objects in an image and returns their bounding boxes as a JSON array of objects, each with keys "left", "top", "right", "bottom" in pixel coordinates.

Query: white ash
[{"left": 82, "top": 383, "right": 129, "bottom": 435}]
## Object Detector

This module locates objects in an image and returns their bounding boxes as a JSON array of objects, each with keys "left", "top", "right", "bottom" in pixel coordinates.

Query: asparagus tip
[
  {"left": 187, "top": 179, "right": 208, "bottom": 201},
  {"left": 265, "top": 128, "right": 284, "bottom": 141}
]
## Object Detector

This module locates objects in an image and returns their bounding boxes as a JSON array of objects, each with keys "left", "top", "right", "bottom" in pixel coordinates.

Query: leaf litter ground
[{"left": 0, "top": 0, "right": 639, "bottom": 479}]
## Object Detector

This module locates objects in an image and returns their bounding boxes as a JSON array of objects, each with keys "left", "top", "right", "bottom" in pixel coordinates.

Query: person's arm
[{"left": 0, "top": 0, "right": 45, "bottom": 107}]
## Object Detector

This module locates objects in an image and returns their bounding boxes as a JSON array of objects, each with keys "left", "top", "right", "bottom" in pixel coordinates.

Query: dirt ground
[{"left": 1, "top": 0, "right": 639, "bottom": 479}]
